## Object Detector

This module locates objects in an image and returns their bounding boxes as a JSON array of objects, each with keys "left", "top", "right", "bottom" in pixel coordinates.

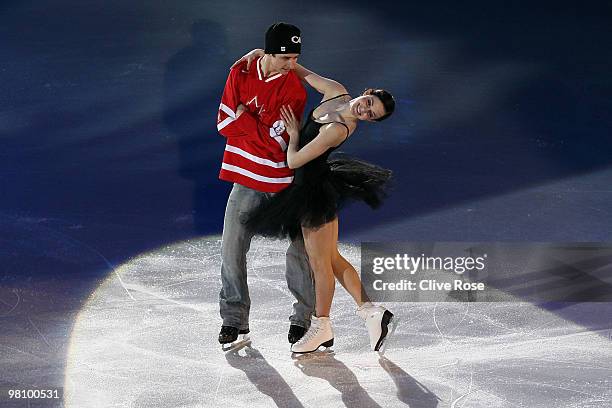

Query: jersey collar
[{"left": 256, "top": 57, "right": 283, "bottom": 83}]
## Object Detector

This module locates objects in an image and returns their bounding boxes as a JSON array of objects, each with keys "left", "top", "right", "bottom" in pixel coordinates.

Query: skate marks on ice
[
  {"left": 292, "top": 352, "right": 383, "bottom": 408},
  {"left": 64, "top": 236, "right": 612, "bottom": 407},
  {"left": 378, "top": 356, "right": 442, "bottom": 408},
  {"left": 0, "top": 288, "right": 21, "bottom": 317},
  {"left": 225, "top": 345, "right": 303, "bottom": 408},
  {"left": 404, "top": 301, "right": 612, "bottom": 407}
]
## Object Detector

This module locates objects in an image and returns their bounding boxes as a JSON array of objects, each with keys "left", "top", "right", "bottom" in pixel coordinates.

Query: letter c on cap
[{"left": 291, "top": 36, "right": 301, "bottom": 44}]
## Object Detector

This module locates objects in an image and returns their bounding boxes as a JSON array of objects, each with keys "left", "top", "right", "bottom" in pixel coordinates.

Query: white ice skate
[
  {"left": 290, "top": 316, "right": 334, "bottom": 354},
  {"left": 356, "top": 303, "right": 396, "bottom": 352}
]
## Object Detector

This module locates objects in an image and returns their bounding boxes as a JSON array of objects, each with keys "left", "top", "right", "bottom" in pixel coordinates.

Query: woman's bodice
[{"left": 293, "top": 94, "right": 350, "bottom": 185}]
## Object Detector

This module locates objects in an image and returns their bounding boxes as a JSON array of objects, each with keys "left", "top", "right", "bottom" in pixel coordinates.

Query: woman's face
[{"left": 349, "top": 95, "right": 386, "bottom": 121}]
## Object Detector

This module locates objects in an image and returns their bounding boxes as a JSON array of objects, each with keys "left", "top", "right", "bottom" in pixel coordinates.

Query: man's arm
[
  {"left": 232, "top": 81, "right": 307, "bottom": 153},
  {"left": 217, "top": 66, "right": 248, "bottom": 138},
  {"left": 218, "top": 60, "right": 307, "bottom": 152},
  {"left": 217, "top": 67, "right": 277, "bottom": 141}
]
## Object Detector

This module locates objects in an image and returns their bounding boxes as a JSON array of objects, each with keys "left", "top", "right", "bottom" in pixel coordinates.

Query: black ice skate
[
  {"left": 219, "top": 326, "right": 250, "bottom": 351},
  {"left": 288, "top": 324, "right": 306, "bottom": 344}
]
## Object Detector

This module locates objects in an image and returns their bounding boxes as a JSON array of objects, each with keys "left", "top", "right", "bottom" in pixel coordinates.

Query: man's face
[{"left": 268, "top": 53, "right": 299, "bottom": 75}]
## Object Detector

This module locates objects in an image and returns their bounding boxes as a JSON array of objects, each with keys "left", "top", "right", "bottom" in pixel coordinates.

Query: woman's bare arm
[
  {"left": 230, "top": 49, "right": 347, "bottom": 96},
  {"left": 287, "top": 123, "right": 347, "bottom": 169},
  {"left": 281, "top": 105, "right": 348, "bottom": 169},
  {"left": 293, "top": 63, "right": 347, "bottom": 96}
]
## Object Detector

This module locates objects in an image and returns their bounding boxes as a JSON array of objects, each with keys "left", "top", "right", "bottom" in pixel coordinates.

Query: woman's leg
[
  {"left": 330, "top": 219, "right": 394, "bottom": 351},
  {"left": 330, "top": 217, "right": 371, "bottom": 307},
  {"left": 297, "top": 217, "right": 395, "bottom": 353},
  {"left": 302, "top": 219, "right": 337, "bottom": 318},
  {"left": 331, "top": 251, "right": 371, "bottom": 307},
  {"left": 303, "top": 216, "right": 372, "bottom": 310},
  {"left": 291, "top": 219, "right": 338, "bottom": 352}
]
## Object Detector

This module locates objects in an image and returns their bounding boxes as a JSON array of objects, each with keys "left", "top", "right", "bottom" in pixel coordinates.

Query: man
[{"left": 216, "top": 22, "right": 314, "bottom": 346}]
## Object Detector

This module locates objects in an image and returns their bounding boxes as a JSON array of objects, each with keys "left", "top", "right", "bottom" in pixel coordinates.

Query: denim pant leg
[
  {"left": 219, "top": 183, "right": 264, "bottom": 330},
  {"left": 286, "top": 235, "right": 315, "bottom": 328}
]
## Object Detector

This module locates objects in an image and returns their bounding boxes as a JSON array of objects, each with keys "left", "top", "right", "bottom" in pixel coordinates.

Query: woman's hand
[
  {"left": 231, "top": 49, "right": 265, "bottom": 70},
  {"left": 280, "top": 105, "right": 300, "bottom": 144}
]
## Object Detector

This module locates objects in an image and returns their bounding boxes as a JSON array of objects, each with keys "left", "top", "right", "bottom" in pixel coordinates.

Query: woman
[{"left": 239, "top": 50, "right": 396, "bottom": 353}]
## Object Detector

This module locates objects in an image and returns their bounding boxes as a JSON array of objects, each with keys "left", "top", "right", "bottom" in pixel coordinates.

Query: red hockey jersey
[{"left": 216, "top": 57, "right": 307, "bottom": 192}]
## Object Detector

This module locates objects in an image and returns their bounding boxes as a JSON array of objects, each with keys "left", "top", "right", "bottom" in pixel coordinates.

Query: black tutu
[{"left": 246, "top": 155, "right": 392, "bottom": 240}]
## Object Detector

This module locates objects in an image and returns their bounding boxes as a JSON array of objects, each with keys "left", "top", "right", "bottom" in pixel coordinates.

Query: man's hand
[
  {"left": 280, "top": 105, "right": 300, "bottom": 145},
  {"left": 231, "top": 49, "right": 265, "bottom": 71},
  {"left": 236, "top": 104, "right": 246, "bottom": 118}
]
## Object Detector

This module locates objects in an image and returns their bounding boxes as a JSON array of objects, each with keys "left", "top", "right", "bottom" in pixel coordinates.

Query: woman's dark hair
[{"left": 363, "top": 88, "right": 395, "bottom": 121}]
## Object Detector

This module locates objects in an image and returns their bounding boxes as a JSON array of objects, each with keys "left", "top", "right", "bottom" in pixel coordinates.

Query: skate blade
[
  {"left": 221, "top": 334, "right": 251, "bottom": 352},
  {"left": 292, "top": 349, "right": 335, "bottom": 363},
  {"left": 291, "top": 338, "right": 334, "bottom": 355},
  {"left": 377, "top": 316, "right": 399, "bottom": 356},
  {"left": 291, "top": 347, "right": 334, "bottom": 357}
]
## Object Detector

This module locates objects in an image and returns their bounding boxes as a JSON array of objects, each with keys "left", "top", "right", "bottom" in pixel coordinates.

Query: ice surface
[{"left": 63, "top": 236, "right": 612, "bottom": 407}]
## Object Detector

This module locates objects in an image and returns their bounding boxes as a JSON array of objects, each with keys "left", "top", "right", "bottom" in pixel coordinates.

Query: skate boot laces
[{"left": 295, "top": 321, "right": 322, "bottom": 346}]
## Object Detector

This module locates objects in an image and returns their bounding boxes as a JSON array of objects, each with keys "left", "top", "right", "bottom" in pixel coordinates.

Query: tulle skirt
[{"left": 246, "top": 155, "right": 392, "bottom": 239}]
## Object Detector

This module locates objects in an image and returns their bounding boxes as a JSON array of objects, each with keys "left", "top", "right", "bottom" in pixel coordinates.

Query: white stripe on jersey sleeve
[
  {"left": 217, "top": 116, "right": 235, "bottom": 131},
  {"left": 219, "top": 103, "right": 236, "bottom": 118}
]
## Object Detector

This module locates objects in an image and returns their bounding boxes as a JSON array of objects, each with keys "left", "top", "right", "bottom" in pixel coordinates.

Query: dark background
[{"left": 0, "top": 0, "right": 611, "bottom": 392}]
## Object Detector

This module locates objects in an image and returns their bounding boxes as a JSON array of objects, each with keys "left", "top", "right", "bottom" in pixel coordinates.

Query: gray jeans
[{"left": 219, "top": 183, "right": 315, "bottom": 331}]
